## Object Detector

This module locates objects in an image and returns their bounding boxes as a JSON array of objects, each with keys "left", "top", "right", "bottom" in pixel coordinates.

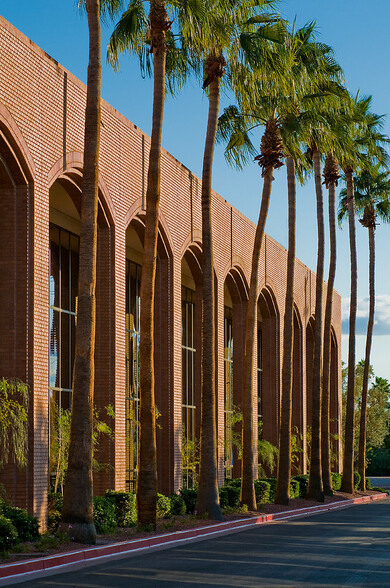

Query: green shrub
[
  {"left": 254, "top": 480, "right": 271, "bottom": 504},
  {"left": 365, "top": 478, "right": 372, "bottom": 490},
  {"left": 93, "top": 496, "right": 117, "bottom": 534},
  {"left": 331, "top": 472, "right": 342, "bottom": 491},
  {"left": 1, "top": 505, "right": 39, "bottom": 542},
  {"left": 224, "top": 478, "right": 241, "bottom": 488},
  {"left": 157, "top": 494, "right": 171, "bottom": 519},
  {"left": 289, "top": 479, "right": 300, "bottom": 499},
  {"left": 179, "top": 488, "right": 197, "bottom": 514},
  {"left": 292, "top": 475, "right": 309, "bottom": 498},
  {"left": 354, "top": 471, "right": 361, "bottom": 490},
  {"left": 219, "top": 487, "right": 229, "bottom": 509},
  {"left": 372, "top": 486, "right": 387, "bottom": 493},
  {"left": 105, "top": 491, "right": 136, "bottom": 527},
  {"left": 258, "top": 477, "right": 277, "bottom": 501},
  {"left": 0, "top": 515, "right": 18, "bottom": 551},
  {"left": 223, "top": 485, "right": 240, "bottom": 508},
  {"left": 170, "top": 494, "right": 186, "bottom": 516}
]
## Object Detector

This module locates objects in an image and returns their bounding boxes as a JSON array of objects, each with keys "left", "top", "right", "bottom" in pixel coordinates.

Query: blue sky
[{"left": 2, "top": 0, "right": 390, "bottom": 382}]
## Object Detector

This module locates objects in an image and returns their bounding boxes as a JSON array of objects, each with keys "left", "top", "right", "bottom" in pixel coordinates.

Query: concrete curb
[{"left": 0, "top": 493, "right": 386, "bottom": 586}]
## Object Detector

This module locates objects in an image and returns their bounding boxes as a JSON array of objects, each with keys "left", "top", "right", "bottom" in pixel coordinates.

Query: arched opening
[
  {"left": 223, "top": 267, "right": 248, "bottom": 480},
  {"left": 292, "top": 307, "right": 304, "bottom": 473},
  {"left": 0, "top": 125, "right": 33, "bottom": 509},
  {"left": 306, "top": 317, "right": 315, "bottom": 431},
  {"left": 49, "top": 171, "right": 115, "bottom": 495},
  {"left": 181, "top": 244, "right": 202, "bottom": 489},
  {"left": 257, "top": 287, "right": 280, "bottom": 475},
  {"left": 124, "top": 216, "right": 172, "bottom": 494},
  {"left": 304, "top": 316, "right": 315, "bottom": 474},
  {"left": 330, "top": 328, "right": 340, "bottom": 471}
]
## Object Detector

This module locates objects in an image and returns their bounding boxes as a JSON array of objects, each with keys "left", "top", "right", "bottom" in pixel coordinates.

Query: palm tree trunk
[
  {"left": 60, "top": 0, "right": 100, "bottom": 544},
  {"left": 275, "top": 155, "right": 296, "bottom": 506},
  {"left": 358, "top": 222, "right": 375, "bottom": 490},
  {"left": 321, "top": 159, "right": 338, "bottom": 496},
  {"left": 307, "top": 148, "right": 324, "bottom": 502},
  {"left": 240, "top": 165, "right": 274, "bottom": 510},
  {"left": 341, "top": 167, "right": 357, "bottom": 494},
  {"left": 196, "top": 66, "right": 223, "bottom": 521},
  {"left": 137, "top": 0, "right": 169, "bottom": 529}
]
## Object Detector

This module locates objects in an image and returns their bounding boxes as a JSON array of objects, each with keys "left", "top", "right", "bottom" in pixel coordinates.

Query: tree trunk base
[
  {"left": 196, "top": 502, "right": 224, "bottom": 521},
  {"left": 274, "top": 493, "right": 289, "bottom": 506},
  {"left": 58, "top": 522, "right": 97, "bottom": 545},
  {"left": 323, "top": 487, "right": 334, "bottom": 497},
  {"left": 305, "top": 490, "right": 325, "bottom": 502}
]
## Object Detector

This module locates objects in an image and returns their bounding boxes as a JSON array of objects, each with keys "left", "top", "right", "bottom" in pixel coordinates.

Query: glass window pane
[
  {"left": 60, "top": 230, "right": 70, "bottom": 311},
  {"left": 61, "top": 313, "right": 70, "bottom": 390},
  {"left": 50, "top": 226, "right": 60, "bottom": 308}
]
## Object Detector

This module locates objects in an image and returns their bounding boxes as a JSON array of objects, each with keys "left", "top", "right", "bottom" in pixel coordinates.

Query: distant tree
[
  {"left": 342, "top": 363, "right": 390, "bottom": 453},
  {"left": 340, "top": 165, "right": 390, "bottom": 489}
]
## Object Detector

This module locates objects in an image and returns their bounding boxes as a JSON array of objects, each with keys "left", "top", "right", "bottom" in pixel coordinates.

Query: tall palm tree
[
  {"left": 321, "top": 152, "right": 340, "bottom": 495},
  {"left": 338, "top": 94, "right": 388, "bottom": 494},
  {"left": 193, "top": 0, "right": 279, "bottom": 519},
  {"left": 108, "top": 0, "right": 202, "bottom": 527},
  {"left": 274, "top": 24, "right": 340, "bottom": 505},
  {"left": 219, "top": 21, "right": 337, "bottom": 508},
  {"left": 340, "top": 165, "right": 390, "bottom": 490},
  {"left": 61, "top": 0, "right": 122, "bottom": 544},
  {"left": 218, "top": 101, "right": 284, "bottom": 509}
]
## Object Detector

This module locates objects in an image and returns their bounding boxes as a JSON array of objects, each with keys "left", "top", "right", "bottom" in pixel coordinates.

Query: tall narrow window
[
  {"left": 257, "top": 323, "right": 263, "bottom": 443},
  {"left": 182, "top": 286, "right": 196, "bottom": 488},
  {"left": 126, "top": 260, "right": 141, "bottom": 492},
  {"left": 224, "top": 306, "right": 233, "bottom": 479},
  {"left": 49, "top": 224, "right": 79, "bottom": 484}
]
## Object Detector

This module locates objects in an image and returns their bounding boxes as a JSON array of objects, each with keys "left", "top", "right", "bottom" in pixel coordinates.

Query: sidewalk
[{"left": 0, "top": 493, "right": 386, "bottom": 586}]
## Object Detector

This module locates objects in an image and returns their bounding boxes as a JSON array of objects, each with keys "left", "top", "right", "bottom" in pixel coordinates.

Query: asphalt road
[{"left": 17, "top": 498, "right": 390, "bottom": 588}]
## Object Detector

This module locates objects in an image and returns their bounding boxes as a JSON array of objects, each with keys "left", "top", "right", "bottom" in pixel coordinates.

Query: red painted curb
[{"left": 0, "top": 493, "right": 387, "bottom": 584}]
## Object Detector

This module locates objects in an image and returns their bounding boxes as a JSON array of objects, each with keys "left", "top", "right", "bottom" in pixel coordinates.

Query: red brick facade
[{"left": 0, "top": 17, "right": 342, "bottom": 525}]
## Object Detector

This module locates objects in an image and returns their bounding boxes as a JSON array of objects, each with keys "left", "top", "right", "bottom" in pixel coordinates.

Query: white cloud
[{"left": 341, "top": 294, "right": 390, "bottom": 336}]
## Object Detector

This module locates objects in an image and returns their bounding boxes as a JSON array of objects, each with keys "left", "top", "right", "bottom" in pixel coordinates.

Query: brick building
[{"left": 0, "top": 16, "right": 342, "bottom": 525}]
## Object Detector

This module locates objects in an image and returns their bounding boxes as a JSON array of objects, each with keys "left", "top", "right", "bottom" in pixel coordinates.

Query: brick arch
[
  {"left": 330, "top": 326, "right": 340, "bottom": 469},
  {"left": 0, "top": 103, "right": 35, "bottom": 512},
  {"left": 125, "top": 202, "right": 174, "bottom": 260},
  {"left": 224, "top": 264, "right": 249, "bottom": 305},
  {"left": 47, "top": 153, "right": 117, "bottom": 494},
  {"left": 0, "top": 102, "right": 35, "bottom": 182},
  {"left": 124, "top": 207, "right": 173, "bottom": 495},
  {"left": 305, "top": 315, "right": 315, "bottom": 435},
  {"left": 180, "top": 229, "right": 202, "bottom": 259},
  {"left": 292, "top": 305, "right": 304, "bottom": 472},
  {"left": 182, "top": 242, "right": 203, "bottom": 285},
  {"left": 257, "top": 286, "right": 280, "bottom": 452},
  {"left": 222, "top": 265, "right": 248, "bottom": 478},
  {"left": 48, "top": 151, "right": 116, "bottom": 226}
]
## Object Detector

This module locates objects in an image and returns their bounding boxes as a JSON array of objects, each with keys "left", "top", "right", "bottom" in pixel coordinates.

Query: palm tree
[
  {"left": 193, "top": 0, "right": 279, "bottom": 519},
  {"left": 218, "top": 102, "right": 284, "bottom": 509},
  {"left": 321, "top": 152, "right": 340, "bottom": 495},
  {"left": 108, "top": 0, "right": 202, "bottom": 527},
  {"left": 61, "top": 0, "right": 122, "bottom": 544},
  {"left": 274, "top": 24, "right": 341, "bottom": 505},
  {"left": 338, "top": 94, "right": 388, "bottom": 494},
  {"left": 340, "top": 165, "right": 390, "bottom": 490},
  {"left": 219, "top": 21, "right": 339, "bottom": 508}
]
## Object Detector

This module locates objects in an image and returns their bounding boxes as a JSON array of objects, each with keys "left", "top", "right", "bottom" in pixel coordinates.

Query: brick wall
[{"left": 0, "top": 16, "right": 342, "bottom": 524}]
